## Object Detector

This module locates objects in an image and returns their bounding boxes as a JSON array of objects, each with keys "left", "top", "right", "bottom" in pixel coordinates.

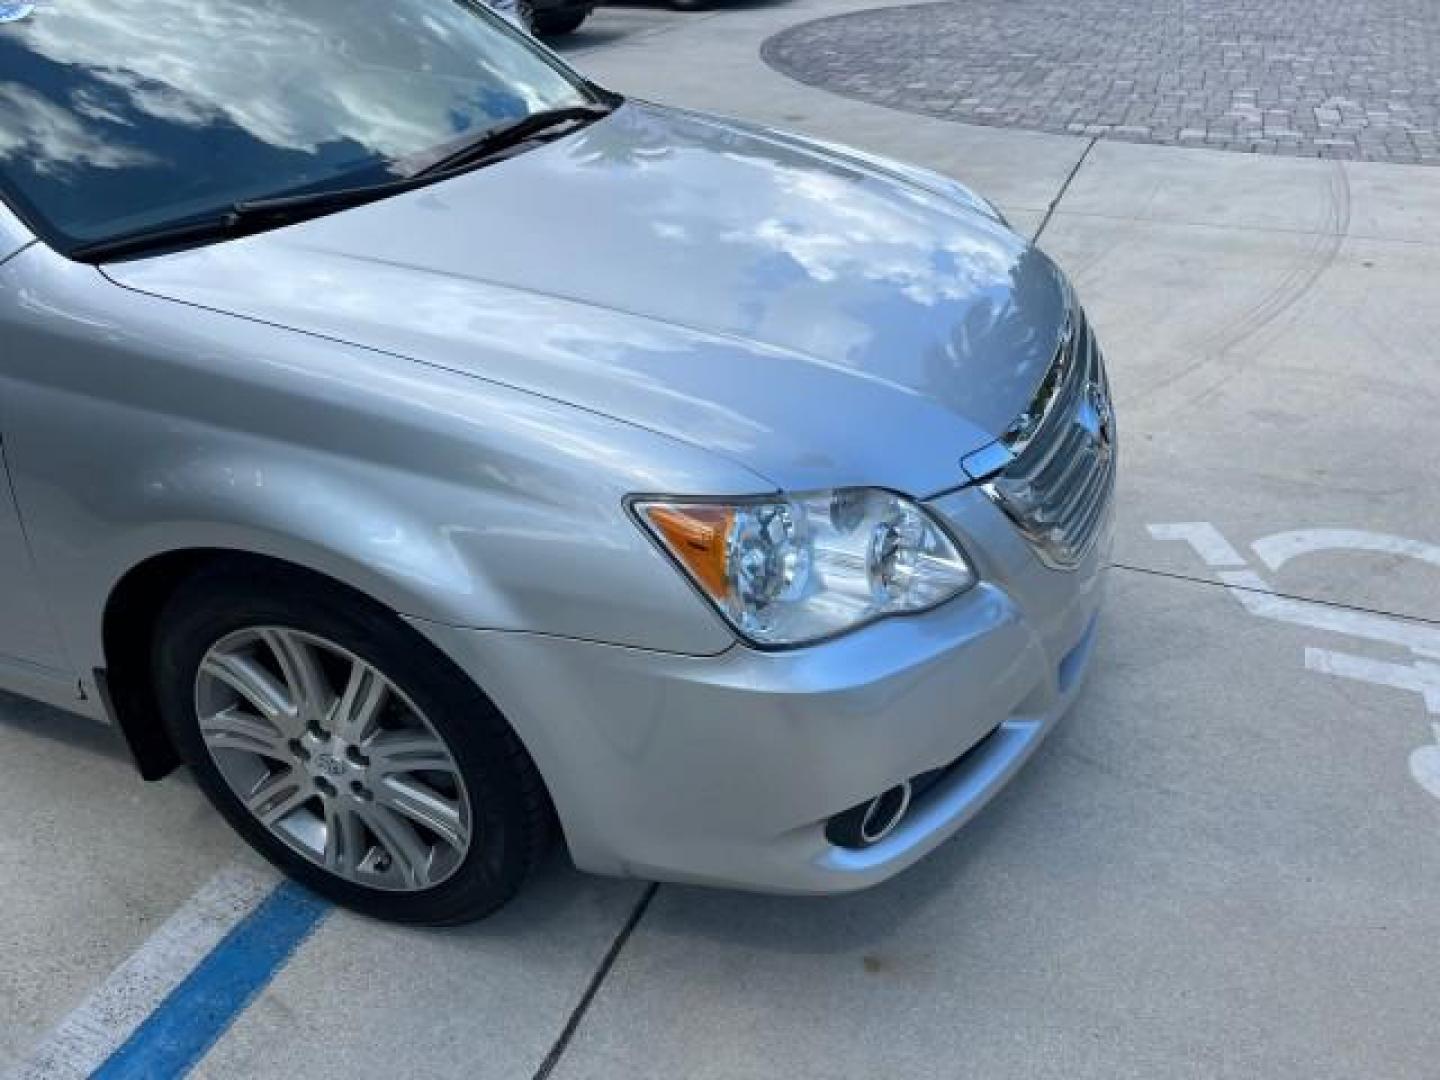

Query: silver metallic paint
[
  {"left": 0, "top": 244, "right": 751, "bottom": 672},
  {"left": 106, "top": 103, "right": 1071, "bottom": 498},
  {"left": 0, "top": 102, "right": 1107, "bottom": 892},
  {"left": 410, "top": 486, "right": 1109, "bottom": 888}
]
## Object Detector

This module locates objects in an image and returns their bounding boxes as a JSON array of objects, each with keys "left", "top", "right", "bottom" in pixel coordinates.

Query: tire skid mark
[{"left": 1134, "top": 161, "right": 1352, "bottom": 413}]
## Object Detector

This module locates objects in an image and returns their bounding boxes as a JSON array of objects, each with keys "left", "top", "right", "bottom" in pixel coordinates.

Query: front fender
[{"left": 0, "top": 246, "right": 756, "bottom": 673}]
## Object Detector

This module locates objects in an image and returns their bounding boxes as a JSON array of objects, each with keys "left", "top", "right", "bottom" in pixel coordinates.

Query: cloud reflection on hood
[{"left": 720, "top": 160, "right": 1011, "bottom": 307}]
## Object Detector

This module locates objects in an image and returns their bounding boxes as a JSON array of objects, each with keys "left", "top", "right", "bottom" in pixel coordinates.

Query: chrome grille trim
[{"left": 979, "top": 311, "right": 1115, "bottom": 570}]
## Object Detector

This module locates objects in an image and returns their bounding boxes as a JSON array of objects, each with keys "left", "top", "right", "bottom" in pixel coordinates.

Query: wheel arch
[
  {"left": 98, "top": 548, "right": 549, "bottom": 805},
  {"left": 100, "top": 548, "right": 213, "bottom": 779},
  {"left": 79, "top": 478, "right": 510, "bottom": 777}
]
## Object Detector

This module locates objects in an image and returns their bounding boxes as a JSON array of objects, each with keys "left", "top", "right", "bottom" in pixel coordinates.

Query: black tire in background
[
  {"left": 151, "top": 562, "right": 552, "bottom": 925},
  {"left": 536, "top": 8, "right": 589, "bottom": 35}
]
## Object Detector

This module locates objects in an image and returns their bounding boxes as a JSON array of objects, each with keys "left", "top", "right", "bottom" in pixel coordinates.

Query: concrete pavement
[{"left": 4, "top": 1, "right": 1439, "bottom": 1076}]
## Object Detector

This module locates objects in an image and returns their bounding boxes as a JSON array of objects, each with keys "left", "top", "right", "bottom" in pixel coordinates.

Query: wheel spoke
[
  {"left": 245, "top": 769, "right": 310, "bottom": 827},
  {"left": 195, "top": 624, "right": 473, "bottom": 893},
  {"left": 357, "top": 803, "right": 433, "bottom": 888},
  {"left": 328, "top": 661, "right": 388, "bottom": 744},
  {"left": 323, "top": 801, "right": 368, "bottom": 877},
  {"left": 200, "top": 652, "right": 299, "bottom": 735},
  {"left": 200, "top": 706, "right": 291, "bottom": 761},
  {"left": 260, "top": 629, "right": 332, "bottom": 724},
  {"left": 376, "top": 776, "right": 468, "bottom": 851},
  {"left": 366, "top": 731, "right": 459, "bottom": 778}
]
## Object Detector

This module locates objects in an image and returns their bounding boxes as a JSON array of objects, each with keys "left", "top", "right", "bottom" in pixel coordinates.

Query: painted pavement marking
[
  {"left": 7, "top": 862, "right": 328, "bottom": 1080},
  {"left": 91, "top": 880, "right": 329, "bottom": 1079},
  {"left": 1148, "top": 522, "right": 1440, "bottom": 804}
]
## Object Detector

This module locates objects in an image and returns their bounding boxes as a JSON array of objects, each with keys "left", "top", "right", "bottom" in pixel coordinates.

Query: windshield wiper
[
  {"left": 70, "top": 215, "right": 243, "bottom": 263},
  {"left": 69, "top": 101, "right": 616, "bottom": 263},
  {"left": 68, "top": 177, "right": 428, "bottom": 263},
  {"left": 413, "top": 102, "right": 614, "bottom": 177}
]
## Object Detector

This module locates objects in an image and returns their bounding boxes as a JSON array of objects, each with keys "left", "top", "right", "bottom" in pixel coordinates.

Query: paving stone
[{"left": 762, "top": 0, "right": 1440, "bottom": 164}]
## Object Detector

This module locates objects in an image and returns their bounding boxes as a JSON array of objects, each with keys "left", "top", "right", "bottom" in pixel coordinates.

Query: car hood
[{"left": 106, "top": 101, "right": 1070, "bottom": 496}]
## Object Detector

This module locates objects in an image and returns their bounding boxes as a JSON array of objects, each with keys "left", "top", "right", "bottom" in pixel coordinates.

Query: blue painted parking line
[
  {"left": 90, "top": 881, "right": 330, "bottom": 1080},
  {"left": 9, "top": 864, "right": 277, "bottom": 1080}
]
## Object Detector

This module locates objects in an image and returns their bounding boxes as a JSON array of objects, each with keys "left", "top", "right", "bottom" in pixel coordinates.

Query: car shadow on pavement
[
  {"left": 0, "top": 689, "right": 136, "bottom": 766},
  {"left": 549, "top": 24, "right": 637, "bottom": 50}
]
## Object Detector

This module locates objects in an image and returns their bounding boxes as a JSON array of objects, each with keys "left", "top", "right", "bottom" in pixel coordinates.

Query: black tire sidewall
[
  {"left": 535, "top": 8, "right": 587, "bottom": 34},
  {"left": 153, "top": 568, "right": 545, "bottom": 925}
]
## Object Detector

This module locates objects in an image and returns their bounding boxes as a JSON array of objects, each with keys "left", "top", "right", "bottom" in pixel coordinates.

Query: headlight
[{"left": 634, "top": 488, "right": 976, "bottom": 647}]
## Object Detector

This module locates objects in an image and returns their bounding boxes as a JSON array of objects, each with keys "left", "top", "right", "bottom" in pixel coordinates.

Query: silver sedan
[{"left": 0, "top": 0, "right": 1113, "bottom": 923}]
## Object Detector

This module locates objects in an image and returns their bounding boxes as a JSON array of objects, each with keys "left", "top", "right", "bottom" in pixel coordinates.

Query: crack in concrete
[
  {"left": 533, "top": 882, "right": 660, "bottom": 1080},
  {"left": 1111, "top": 561, "right": 1440, "bottom": 630},
  {"left": 1034, "top": 136, "right": 1098, "bottom": 243}
]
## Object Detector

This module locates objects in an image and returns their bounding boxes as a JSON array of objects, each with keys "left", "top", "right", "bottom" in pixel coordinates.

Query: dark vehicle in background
[
  {"left": 534, "top": 0, "right": 594, "bottom": 35},
  {"left": 501, "top": 0, "right": 594, "bottom": 36}
]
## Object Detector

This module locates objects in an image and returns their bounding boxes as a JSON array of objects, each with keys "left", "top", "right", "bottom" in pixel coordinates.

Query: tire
[
  {"left": 535, "top": 8, "right": 588, "bottom": 35},
  {"left": 152, "top": 563, "right": 551, "bottom": 925}
]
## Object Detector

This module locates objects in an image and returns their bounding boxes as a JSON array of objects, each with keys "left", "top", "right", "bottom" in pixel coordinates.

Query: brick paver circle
[{"left": 761, "top": 0, "right": 1440, "bottom": 163}]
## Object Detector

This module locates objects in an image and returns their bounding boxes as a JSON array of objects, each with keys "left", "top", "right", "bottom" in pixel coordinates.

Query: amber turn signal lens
[{"left": 642, "top": 504, "right": 735, "bottom": 600}]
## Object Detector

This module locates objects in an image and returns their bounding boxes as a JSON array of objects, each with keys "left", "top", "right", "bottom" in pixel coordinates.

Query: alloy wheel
[{"left": 195, "top": 626, "right": 473, "bottom": 892}]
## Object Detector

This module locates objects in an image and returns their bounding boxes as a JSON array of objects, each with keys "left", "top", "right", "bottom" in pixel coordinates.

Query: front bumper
[{"left": 413, "top": 485, "right": 1110, "bottom": 894}]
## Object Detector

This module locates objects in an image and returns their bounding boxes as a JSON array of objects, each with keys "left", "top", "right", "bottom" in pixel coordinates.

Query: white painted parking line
[
  {"left": 1252, "top": 528, "right": 1440, "bottom": 574},
  {"left": 1145, "top": 521, "right": 1247, "bottom": 567},
  {"left": 6, "top": 863, "right": 276, "bottom": 1080},
  {"left": 1305, "top": 648, "right": 1440, "bottom": 714},
  {"left": 1149, "top": 520, "right": 1440, "bottom": 806},
  {"left": 1217, "top": 567, "right": 1440, "bottom": 655},
  {"left": 1410, "top": 724, "right": 1440, "bottom": 800}
]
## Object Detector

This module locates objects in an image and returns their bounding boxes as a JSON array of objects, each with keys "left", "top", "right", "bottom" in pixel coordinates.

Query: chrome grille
[{"left": 974, "top": 311, "right": 1115, "bottom": 570}]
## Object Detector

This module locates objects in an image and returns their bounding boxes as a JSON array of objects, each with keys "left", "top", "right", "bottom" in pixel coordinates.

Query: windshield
[{"left": 0, "top": 0, "right": 599, "bottom": 254}]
